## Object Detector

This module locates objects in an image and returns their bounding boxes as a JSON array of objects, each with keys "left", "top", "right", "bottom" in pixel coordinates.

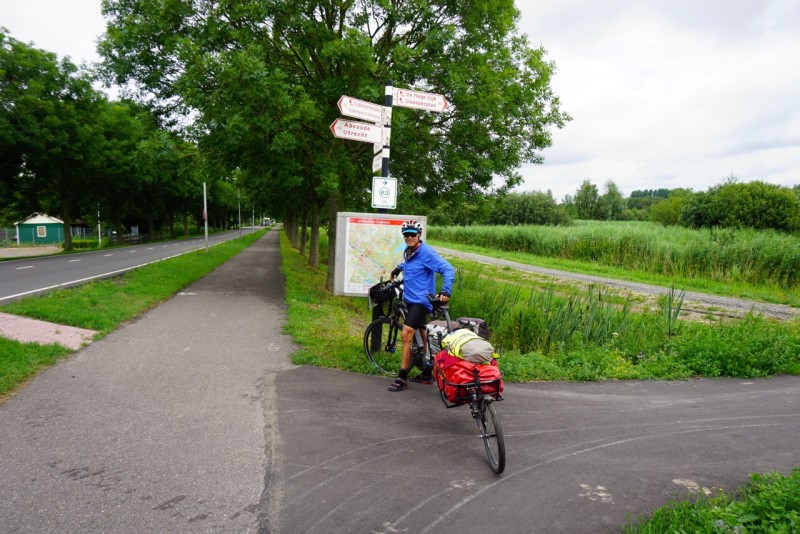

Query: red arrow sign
[
  {"left": 394, "top": 88, "right": 448, "bottom": 112},
  {"left": 338, "top": 95, "right": 383, "bottom": 123},
  {"left": 330, "top": 119, "right": 384, "bottom": 144}
]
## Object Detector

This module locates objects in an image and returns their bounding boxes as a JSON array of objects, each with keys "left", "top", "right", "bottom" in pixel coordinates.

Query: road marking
[
  {"left": 69, "top": 259, "right": 81, "bottom": 263},
  {"left": 16, "top": 266, "right": 34, "bottom": 270},
  {"left": 104, "top": 254, "right": 113, "bottom": 257},
  {"left": 579, "top": 484, "right": 613, "bottom": 503},
  {"left": 672, "top": 478, "right": 712, "bottom": 495}
]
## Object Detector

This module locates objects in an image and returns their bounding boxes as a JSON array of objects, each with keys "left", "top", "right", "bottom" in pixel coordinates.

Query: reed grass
[{"left": 428, "top": 221, "right": 800, "bottom": 290}]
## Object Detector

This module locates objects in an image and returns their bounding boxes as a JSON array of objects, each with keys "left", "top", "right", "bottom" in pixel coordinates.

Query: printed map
[{"left": 344, "top": 217, "right": 407, "bottom": 294}]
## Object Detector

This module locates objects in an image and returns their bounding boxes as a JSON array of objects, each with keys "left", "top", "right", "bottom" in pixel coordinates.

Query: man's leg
[{"left": 388, "top": 324, "right": 415, "bottom": 392}]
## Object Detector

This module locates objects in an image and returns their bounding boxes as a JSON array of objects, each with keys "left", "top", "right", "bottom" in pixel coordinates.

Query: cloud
[
  {"left": 1, "top": 0, "right": 105, "bottom": 65},
  {"left": 515, "top": 0, "right": 800, "bottom": 199}
]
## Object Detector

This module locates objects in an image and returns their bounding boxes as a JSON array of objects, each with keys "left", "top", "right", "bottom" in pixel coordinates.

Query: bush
[
  {"left": 680, "top": 181, "right": 800, "bottom": 232},
  {"left": 624, "top": 468, "right": 800, "bottom": 533},
  {"left": 672, "top": 315, "right": 800, "bottom": 377},
  {"left": 488, "top": 191, "right": 571, "bottom": 226}
]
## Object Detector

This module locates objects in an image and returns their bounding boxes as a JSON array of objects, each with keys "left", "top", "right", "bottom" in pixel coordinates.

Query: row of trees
[
  {"left": 1, "top": 30, "right": 252, "bottom": 248},
  {"left": 428, "top": 178, "right": 800, "bottom": 233}
]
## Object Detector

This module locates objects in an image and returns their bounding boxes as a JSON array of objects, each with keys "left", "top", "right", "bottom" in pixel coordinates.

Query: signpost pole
[
  {"left": 203, "top": 182, "right": 209, "bottom": 254},
  {"left": 378, "top": 80, "right": 393, "bottom": 215}
]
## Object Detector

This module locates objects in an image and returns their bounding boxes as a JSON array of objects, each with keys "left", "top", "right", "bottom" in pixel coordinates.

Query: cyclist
[{"left": 387, "top": 220, "right": 455, "bottom": 392}]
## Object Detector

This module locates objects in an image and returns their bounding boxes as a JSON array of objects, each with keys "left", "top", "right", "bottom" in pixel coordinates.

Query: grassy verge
[
  {"left": 0, "top": 230, "right": 266, "bottom": 398},
  {"left": 623, "top": 468, "right": 800, "bottom": 532},
  {"left": 281, "top": 233, "right": 377, "bottom": 375}
]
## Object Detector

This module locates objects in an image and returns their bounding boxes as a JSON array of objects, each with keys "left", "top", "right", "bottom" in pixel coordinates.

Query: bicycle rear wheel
[
  {"left": 478, "top": 398, "right": 506, "bottom": 474},
  {"left": 363, "top": 317, "right": 404, "bottom": 374}
]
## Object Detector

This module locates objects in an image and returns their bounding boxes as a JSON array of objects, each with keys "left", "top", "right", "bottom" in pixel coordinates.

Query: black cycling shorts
[{"left": 403, "top": 302, "right": 429, "bottom": 330}]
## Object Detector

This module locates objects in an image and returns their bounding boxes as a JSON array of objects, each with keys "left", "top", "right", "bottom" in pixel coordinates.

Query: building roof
[{"left": 14, "top": 213, "right": 64, "bottom": 226}]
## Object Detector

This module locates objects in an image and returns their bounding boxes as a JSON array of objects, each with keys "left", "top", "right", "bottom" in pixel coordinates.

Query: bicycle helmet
[{"left": 401, "top": 220, "right": 422, "bottom": 235}]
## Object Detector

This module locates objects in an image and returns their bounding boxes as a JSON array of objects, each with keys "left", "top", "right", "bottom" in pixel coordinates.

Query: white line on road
[
  {"left": 16, "top": 266, "right": 34, "bottom": 270},
  {"left": 69, "top": 259, "right": 80, "bottom": 263}
]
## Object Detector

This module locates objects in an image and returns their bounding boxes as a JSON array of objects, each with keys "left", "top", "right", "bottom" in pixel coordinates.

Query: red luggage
[{"left": 433, "top": 350, "right": 503, "bottom": 406}]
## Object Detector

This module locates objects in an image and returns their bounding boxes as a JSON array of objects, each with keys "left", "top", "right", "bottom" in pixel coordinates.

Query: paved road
[
  {"left": 0, "top": 230, "right": 797, "bottom": 533},
  {"left": 0, "top": 229, "right": 259, "bottom": 303}
]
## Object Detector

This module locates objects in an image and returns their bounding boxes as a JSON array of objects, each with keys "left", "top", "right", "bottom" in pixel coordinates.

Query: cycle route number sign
[{"left": 371, "top": 177, "right": 397, "bottom": 210}]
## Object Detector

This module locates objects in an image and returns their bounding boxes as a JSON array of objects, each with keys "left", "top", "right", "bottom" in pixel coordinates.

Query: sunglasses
[{"left": 403, "top": 233, "right": 419, "bottom": 239}]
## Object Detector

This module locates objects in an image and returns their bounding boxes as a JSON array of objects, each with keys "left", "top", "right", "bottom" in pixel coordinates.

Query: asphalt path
[
  {"left": 0, "top": 229, "right": 259, "bottom": 303},
  {"left": 0, "top": 229, "right": 798, "bottom": 533}
]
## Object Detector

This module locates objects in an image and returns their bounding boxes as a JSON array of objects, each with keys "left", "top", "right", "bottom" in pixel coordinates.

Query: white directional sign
[
  {"left": 372, "top": 153, "right": 383, "bottom": 173},
  {"left": 338, "top": 95, "right": 383, "bottom": 123},
  {"left": 330, "top": 118, "right": 383, "bottom": 145},
  {"left": 371, "top": 177, "right": 397, "bottom": 209},
  {"left": 394, "top": 88, "right": 448, "bottom": 112}
]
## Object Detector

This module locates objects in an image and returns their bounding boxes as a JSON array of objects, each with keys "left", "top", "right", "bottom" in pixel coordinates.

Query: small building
[{"left": 14, "top": 213, "right": 65, "bottom": 245}]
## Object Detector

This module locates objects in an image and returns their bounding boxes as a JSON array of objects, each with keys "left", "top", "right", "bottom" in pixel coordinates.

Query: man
[{"left": 387, "top": 220, "right": 455, "bottom": 392}]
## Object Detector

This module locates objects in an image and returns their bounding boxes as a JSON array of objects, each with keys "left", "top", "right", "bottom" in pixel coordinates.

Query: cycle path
[{"left": 1, "top": 230, "right": 798, "bottom": 533}]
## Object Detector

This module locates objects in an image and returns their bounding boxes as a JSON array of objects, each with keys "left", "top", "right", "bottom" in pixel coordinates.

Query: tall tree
[
  {"left": 1, "top": 31, "right": 106, "bottom": 249},
  {"left": 98, "top": 0, "right": 570, "bottom": 288},
  {"left": 598, "top": 180, "right": 626, "bottom": 220},
  {"left": 574, "top": 179, "right": 600, "bottom": 220}
]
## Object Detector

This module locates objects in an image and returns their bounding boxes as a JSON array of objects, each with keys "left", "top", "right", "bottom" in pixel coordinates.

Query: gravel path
[{"left": 437, "top": 247, "right": 800, "bottom": 322}]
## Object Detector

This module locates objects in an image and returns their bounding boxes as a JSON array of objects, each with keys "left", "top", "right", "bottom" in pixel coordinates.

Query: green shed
[{"left": 14, "top": 213, "right": 65, "bottom": 245}]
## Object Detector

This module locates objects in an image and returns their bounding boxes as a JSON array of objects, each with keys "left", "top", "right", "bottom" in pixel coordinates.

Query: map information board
[{"left": 334, "top": 212, "right": 426, "bottom": 296}]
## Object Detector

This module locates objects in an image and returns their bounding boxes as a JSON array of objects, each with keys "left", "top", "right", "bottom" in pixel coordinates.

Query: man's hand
[{"left": 437, "top": 293, "right": 450, "bottom": 303}]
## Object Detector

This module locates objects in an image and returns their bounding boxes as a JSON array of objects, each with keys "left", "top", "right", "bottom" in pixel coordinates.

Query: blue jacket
[{"left": 396, "top": 241, "right": 455, "bottom": 311}]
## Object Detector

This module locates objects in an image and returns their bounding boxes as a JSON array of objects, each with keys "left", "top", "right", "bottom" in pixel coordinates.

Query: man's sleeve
[{"left": 431, "top": 253, "right": 455, "bottom": 295}]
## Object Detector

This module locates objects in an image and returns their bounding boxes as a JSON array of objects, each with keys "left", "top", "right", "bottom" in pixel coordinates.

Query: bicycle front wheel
[
  {"left": 363, "top": 317, "right": 405, "bottom": 374},
  {"left": 478, "top": 398, "right": 506, "bottom": 474}
]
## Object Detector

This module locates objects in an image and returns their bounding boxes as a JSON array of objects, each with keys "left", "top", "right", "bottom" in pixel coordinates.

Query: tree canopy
[{"left": 98, "top": 0, "right": 570, "bottom": 285}]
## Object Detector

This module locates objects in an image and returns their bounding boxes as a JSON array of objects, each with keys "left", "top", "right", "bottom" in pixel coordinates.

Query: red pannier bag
[{"left": 433, "top": 350, "right": 503, "bottom": 406}]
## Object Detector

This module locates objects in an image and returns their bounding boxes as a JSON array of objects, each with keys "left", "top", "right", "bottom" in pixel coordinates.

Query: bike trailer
[
  {"left": 433, "top": 350, "right": 503, "bottom": 407},
  {"left": 441, "top": 329, "right": 497, "bottom": 364},
  {"left": 456, "top": 317, "right": 491, "bottom": 340},
  {"left": 425, "top": 320, "right": 461, "bottom": 354}
]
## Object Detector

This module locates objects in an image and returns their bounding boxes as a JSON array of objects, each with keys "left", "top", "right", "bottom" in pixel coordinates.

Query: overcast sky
[{"left": 2, "top": 0, "right": 798, "bottom": 200}]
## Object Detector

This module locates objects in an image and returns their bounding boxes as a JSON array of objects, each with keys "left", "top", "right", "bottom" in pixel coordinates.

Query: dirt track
[{"left": 437, "top": 246, "right": 800, "bottom": 322}]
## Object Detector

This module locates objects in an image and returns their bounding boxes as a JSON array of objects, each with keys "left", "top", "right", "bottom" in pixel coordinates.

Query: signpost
[
  {"left": 338, "top": 95, "right": 383, "bottom": 123},
  {"left": 394, "top": 88, "right": 448, "bottom": 112},
  {"left": 371, "top": 177, "right": 397, "bottom": 210},
  {"left": 329, "top": 118, "right": 383, "bottom": 145},
  {"left": 331, "top": 84, "right": 448, "bottom": 216}
]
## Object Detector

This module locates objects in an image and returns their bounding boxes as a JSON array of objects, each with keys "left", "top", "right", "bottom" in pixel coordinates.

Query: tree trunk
[
  {"left": 308, "top": 200, "right": 319, "bottom": 269},
  {"left": 147, "top": 210, "right": 155, "bottom": 240},
  {"left": 60, "top": 201, "right": 73, "bottom": 251},
  {"left": 286, "top": 210, "right": 298, "bottom": 249},
  {"left": 299, "top": 204, "right": 308, "bottom": 257},
  {"left": 325, "top": 191, "right": 342, "bottom": 291}
]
